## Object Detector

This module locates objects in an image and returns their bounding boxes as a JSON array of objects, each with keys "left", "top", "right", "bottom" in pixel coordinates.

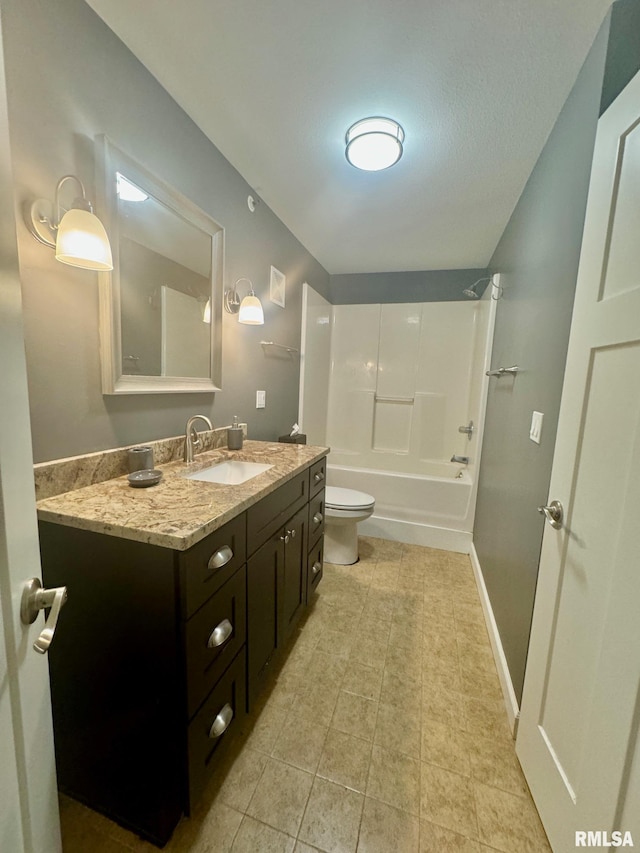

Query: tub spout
[{"left": 451, "top": 455, "right": 469, "bottom": 464}]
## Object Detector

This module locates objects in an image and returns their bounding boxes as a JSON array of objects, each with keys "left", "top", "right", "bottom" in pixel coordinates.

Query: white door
[
  {"left": 0, "top": 21, "right": 61, "bottom": 853},
  {"left": 516, "top": 69, "right": 640, "bottom": 851}
]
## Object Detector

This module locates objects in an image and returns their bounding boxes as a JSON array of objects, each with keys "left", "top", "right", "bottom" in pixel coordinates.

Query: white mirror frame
[{"left": 96, "top": 135, "right": 224, "bottom": 394}]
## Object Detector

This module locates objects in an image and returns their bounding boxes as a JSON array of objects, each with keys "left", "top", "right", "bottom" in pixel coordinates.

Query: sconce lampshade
[
  {"left": 238, "top": 294, "right": 264, "bottom": 325},
  {"left": 55, "top": 207, "right": 113, "bottom": 271}
]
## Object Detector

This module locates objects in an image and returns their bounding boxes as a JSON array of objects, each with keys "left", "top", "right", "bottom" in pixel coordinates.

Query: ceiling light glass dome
[{"left": 345, "top": 117, "right": 405, "bottom": 171}]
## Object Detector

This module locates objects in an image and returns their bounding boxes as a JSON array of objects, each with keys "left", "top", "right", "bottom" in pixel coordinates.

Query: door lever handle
[
  {"left": 20, "top": 578, "right": 68, "bottom": 654},
  {"left": 486, "top": 365, "right": 519, "bottom": 377},
  {"left": 537, "top": 500, "right": 563, "bottom": 530}
]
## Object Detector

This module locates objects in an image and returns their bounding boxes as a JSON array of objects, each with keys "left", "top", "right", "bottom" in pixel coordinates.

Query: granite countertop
[{"left": 36, "top": 441, "right": 329, "bottom": 551}]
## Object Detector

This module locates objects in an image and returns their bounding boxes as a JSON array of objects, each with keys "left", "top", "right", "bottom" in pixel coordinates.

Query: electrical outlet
[
  {"left": 256, "top": 390, "right": 266, "bottom": 409},
  {"left": 530, "top": 411, "right": 543, "bottom": 444}
]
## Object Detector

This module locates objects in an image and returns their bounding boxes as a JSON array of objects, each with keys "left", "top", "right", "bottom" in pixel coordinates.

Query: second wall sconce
[
  {"left": 224, "top": 277, "right": 264, "bottom": 325},
  {"left": 26, "top": 174, "right": 113, "bottom": 271}
]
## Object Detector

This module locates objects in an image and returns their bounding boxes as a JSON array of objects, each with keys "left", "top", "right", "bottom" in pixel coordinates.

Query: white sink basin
[{"left": 185, "top": 460, "right": 273, "bottom": 485}]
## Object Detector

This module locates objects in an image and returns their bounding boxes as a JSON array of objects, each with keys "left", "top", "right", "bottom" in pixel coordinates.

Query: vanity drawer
[
  {"left": 308, "top": 489, "right": 325, "bottom": 548},
  {"left": 187, "top": 648, "right": 246, "bottom": 810},
  {"left": 179, "top": 514, "right": 247, "bottom": 618},
  {"left": 306, "top": 538, "right": 324, "bottom": 602},
  {"left": 185, "top": 566, "right": 247, "bottom": 719},
  {"left": 309, "top": 457, "right": 327, "bottom": 497},
  {"left": 247, "top": 471, "right": 308, "bottom": 555}
]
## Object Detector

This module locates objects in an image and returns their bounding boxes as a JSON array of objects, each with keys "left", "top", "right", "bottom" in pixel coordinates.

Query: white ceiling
[{"left": 84, "top": 0, "right": 612, "bottom": 275}]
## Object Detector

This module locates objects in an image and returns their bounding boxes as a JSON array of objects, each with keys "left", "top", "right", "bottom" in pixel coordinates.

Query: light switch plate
[
  {"left": 530, "top": 411, "right": 543, "bottom": 444},
  {"left": 256, "top": 390, "right": 266, "bottom": 409}
]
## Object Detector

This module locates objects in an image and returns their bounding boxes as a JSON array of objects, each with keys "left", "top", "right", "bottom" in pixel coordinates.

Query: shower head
[{"left": 462, "top": 277, "right": 491, "bottom": 299}]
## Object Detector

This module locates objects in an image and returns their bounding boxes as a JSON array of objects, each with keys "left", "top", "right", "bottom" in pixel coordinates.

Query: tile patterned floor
[{"left": 60, "top": 537, "right": 552, "bottom": 853}]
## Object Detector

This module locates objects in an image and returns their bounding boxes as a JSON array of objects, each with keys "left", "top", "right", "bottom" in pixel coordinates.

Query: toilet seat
[{"left": 325, "top": 486, "right": 375, "bottom": 512}]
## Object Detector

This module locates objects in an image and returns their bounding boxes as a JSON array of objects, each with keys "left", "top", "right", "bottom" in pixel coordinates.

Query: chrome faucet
[
  {"left": 184, "top": 415, "right": 213, "bottom": 463},
  {"left": 451, "top": 454, "right": 470, "bottom": 464}
]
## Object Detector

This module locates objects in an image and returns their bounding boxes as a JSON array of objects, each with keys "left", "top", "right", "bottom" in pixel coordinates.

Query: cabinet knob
[
  {"left": 207, "top": 618, "right": 233, "bottom": 649},
  {"left": 312, "top": 561, "right": 322, "bottom": 575},
  {"left": 280, "top": 533, "right": 290, "bottom": 544},
  {"left": 208, "top": 545, "right": 233, "bottom": 571},
  {"left": 289, "top": 528, "right": 296, "bottom": 539},
  {"left": 208, "top": 703, "right": 234, "bottom": 739},
  {"left": 314, "top": 471, "right": 324, "bottom": 483},
  {"left": 313, "top": 512, "right": 323, "bottom": 524}
]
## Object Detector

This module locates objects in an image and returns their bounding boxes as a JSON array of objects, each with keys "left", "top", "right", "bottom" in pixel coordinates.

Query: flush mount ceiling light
[
  {"left": 224, "top": 277, "right": 264, "bottom": 325},
  {"left": 345, "top": 117, "right": 405, "bottom": 171},
  {"left": 26, "top": 175, "right": 113, "bottom": 271}
]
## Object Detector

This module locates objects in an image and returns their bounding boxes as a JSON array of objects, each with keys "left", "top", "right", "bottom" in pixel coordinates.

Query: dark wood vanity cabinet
[
  {"left": 246, "top": 502, "right": 308, "bottom": 705},
  {"left": 246, "top": 470, "right": 310, "bottom": 705},
  {"left": 38, "top": 457, "right": 326, "bottom": 848}
]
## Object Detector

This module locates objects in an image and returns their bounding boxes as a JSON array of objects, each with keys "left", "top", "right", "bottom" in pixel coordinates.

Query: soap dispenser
[{"left": 227, "top": 416, "right": 243, "bottom": 450}]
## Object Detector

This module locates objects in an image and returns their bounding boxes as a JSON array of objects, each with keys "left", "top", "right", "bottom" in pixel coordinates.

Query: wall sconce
[
  {"left": 224, "top": 277, "right": 264, "bottom": 325},
  {"left": 26, "top": 175, "right": 113, "bottom": 271}
]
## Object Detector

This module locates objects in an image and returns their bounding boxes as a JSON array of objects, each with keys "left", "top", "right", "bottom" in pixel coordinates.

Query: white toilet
[{"left": 324, "top": 486, "right": 375, "bottom": 565}]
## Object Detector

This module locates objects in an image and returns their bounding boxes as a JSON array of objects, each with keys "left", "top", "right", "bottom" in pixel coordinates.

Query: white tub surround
[
  {"left": 298, "top": 283, "right": 331, "bottom": 446},
  {"left": 328, "top": 461, "right": 473, "bottom": 553},
  {"left": 299, "top": 293, "right": 497, "bottom": 553}
]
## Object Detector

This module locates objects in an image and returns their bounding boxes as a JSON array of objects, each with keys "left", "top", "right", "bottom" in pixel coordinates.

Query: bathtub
[{"left": 327, "top": 460, "right": 474, "bottom": 553}]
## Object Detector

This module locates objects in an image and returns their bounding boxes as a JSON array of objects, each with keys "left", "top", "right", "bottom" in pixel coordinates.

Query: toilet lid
[{"left": 325, "top": 486, "right": 375, "bottom": 511}]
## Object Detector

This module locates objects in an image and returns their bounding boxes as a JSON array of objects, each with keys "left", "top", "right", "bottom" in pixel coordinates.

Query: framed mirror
[{"left": 97, "top": 136, "right": 223, "bottom": 394}]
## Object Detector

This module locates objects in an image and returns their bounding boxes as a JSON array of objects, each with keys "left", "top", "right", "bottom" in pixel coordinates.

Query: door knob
[
  {"left": 20, "top": 578, "right": 68, "bottom": 654},
  {"left": 537, "top": 500, "right": 563, "bottom": 530}
]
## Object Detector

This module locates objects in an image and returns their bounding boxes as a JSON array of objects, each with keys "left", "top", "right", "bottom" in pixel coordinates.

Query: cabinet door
[
  {"left": 278, "top": 505, "right": 308, "bottom": 648},
  {"left": 247, "top": 532, "right": 282, "bottom": 706}
]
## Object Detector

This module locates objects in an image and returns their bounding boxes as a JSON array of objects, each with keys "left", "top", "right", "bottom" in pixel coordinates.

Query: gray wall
[
  {"left": 1, "top": 0, "right": 330, "bottom": 463},
  {"left": 601, "top": 0, "right": 640, "bottom": 114},
  {"left": 473, "top": 18, "right": 610, "bottom": 702},
  {"left": 329, "top": 269, "right": 489, "bottom": 304}
]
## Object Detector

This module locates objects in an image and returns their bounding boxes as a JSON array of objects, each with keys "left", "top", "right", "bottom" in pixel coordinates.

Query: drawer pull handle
[
  {"left": 208, "top": 703, "right": 233, "bottom": 739},
  {"left": 312, "top": 561, "right": 322, "bottom": 575},
  {"left": 313, "top": 512, "right": 323, "bottom": 524},
  {"left": 207, "top": 618, "right": 233, "bottom": 649},
  {"left": 314, "top": 471, "right": 324, "bottom": 483},
  {"left": 208, "top": 545, "right": 233, "bottom": 571}
]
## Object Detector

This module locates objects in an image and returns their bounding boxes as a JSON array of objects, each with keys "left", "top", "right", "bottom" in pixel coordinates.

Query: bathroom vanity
[{"left": 35, "top": 441, "right": 327, "bottom": 847}]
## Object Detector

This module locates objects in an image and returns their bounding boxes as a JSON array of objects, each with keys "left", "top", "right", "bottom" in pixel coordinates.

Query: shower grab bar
[
  {"left": 486, "top": 365, "right": 519, "bottom": 377},
  {"left": 374, "top": 395, "right": 414, "bottom": 403}
]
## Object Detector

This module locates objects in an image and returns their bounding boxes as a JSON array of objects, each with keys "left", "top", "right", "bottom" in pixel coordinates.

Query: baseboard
[
  {"left": 469, "top": 543, "right": 520, "bottom": 736},
  {"left": 359, "top": 514, "right": 472, "bottom": 554}
]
